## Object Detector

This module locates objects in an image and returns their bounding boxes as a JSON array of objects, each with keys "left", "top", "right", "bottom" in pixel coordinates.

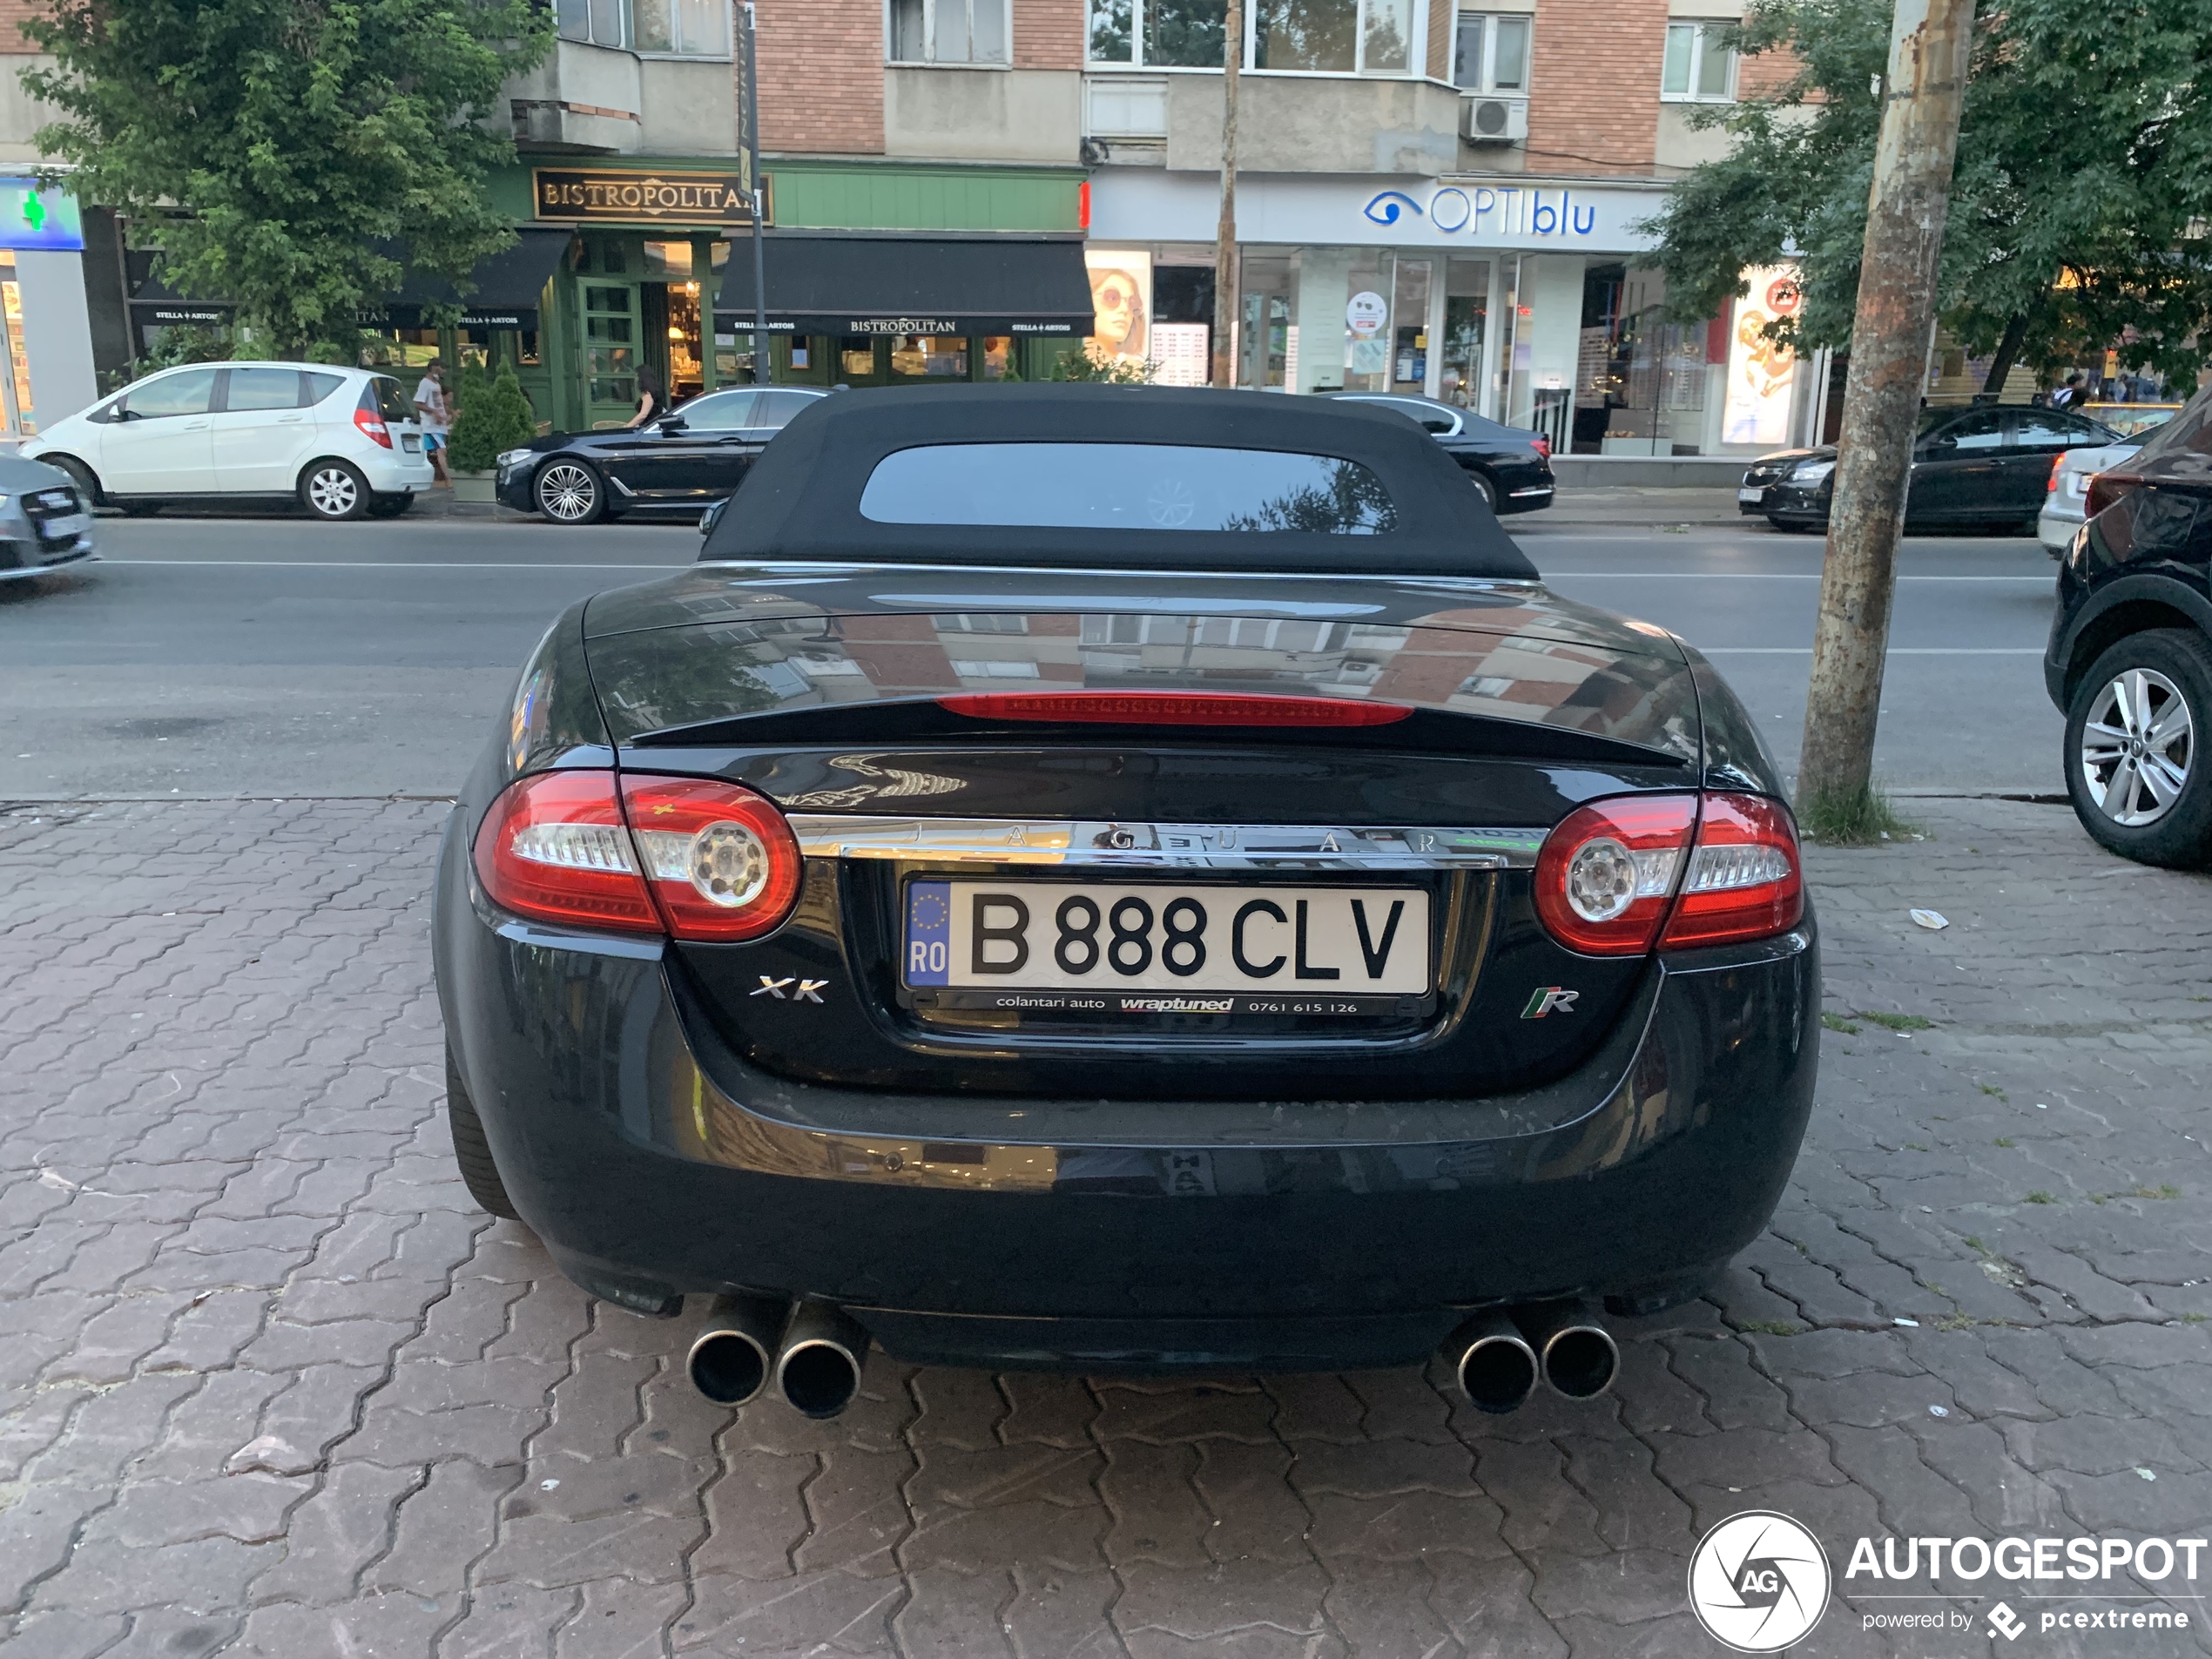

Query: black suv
[{"left": 2045, "top": 384, "right": 2212, "bottom": 866}]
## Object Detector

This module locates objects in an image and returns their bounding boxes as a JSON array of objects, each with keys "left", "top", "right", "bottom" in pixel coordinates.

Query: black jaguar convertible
[{"left": 434, "top": 386, "right": 1817, "bottom": 1419}]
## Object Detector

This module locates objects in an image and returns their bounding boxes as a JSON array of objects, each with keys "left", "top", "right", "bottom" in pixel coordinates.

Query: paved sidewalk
[{"left": 1, "top": 797, "right": 2207, "bottom": 1658}]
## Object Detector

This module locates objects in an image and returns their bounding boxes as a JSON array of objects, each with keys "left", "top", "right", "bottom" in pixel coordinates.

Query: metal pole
[
  {"left": 1209, "top": 0, "right": 1242, "bottom": 388},
  {"left": 742, "top": 1, "right": 768, "bottom": 383},
  {"left": 1796, "top": 0, "right": 1974, "bottom": 821}
]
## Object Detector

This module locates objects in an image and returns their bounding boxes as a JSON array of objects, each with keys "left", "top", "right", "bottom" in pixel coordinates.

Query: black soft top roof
[{"left": 698, "top": 383, "right": 1539, "bottom": 580}]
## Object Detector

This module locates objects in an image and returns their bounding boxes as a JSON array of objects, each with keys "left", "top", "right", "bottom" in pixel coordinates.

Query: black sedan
[
  {"left": 1318, "top": 391, "right": 1555, "bottom": 513},
  {"left": 496, "top": 385, "right": 826, "bottom": 523},
  {"left": 435, "top": 386, "right": 1815, "bottom": 1419},
  {"left": 2044, "top": 382, "right": 2212, "bottom": 867},
  {"left": 1741, "top": 403, "right": 2121, "bottom": 533}
]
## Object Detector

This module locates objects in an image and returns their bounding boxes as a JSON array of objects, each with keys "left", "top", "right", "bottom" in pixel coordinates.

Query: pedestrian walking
[
  {"left": 2052, "top": 372, "right": 2086, "bottom": 409},
  {"left": 414, "top": 361, "right": 451, "bottom": 485},
  {"left": 625, "top": 365, "right": 666, "bottom": 428}
]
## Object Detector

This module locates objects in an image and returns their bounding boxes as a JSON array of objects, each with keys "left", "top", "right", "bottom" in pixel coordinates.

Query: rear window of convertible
[{"left": 857, "top": 442, "right": 1399, "bottom": 535}]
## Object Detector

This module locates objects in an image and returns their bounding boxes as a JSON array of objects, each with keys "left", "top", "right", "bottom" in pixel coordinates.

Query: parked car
[
  {"left": 1739, "top": 404, "right": 2123, "bottom": 534},
  {"left": 2045, "top": 383, "right": 2212, "bottom": 867},
  {"left": 2038, "top": 432, "right": 2155, "bottom": 556},
  {"left": 496, "top": 386, "right": 827, "bottom": 524},
  {"left": 0, "top": 453, "right": 96, "bottom": 583},
  {"left": 23, "top": 362, "right": 432, "bottom": 522},
  {"left": 1317, "top": 390, "right": 1554, "bottom": 513},
  {"left": 434, "top": 386, "right": 1816, "bottom": 1420}
]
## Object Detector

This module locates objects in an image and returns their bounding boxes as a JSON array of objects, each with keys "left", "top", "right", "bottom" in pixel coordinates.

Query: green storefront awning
[{"left": 714, "top": 233, "right": 1093, "bottom": 337}]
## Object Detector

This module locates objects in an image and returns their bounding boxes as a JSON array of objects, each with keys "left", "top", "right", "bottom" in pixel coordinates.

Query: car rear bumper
[
  {"left": 434, "top": 813, "right": 1820, "bottom": 1369},
  {"left": 361, "top": 451, "right": 435, "bottom": 492},
  {"left": 2037, "top": 506, "right": 2082, "bottom": 553}
]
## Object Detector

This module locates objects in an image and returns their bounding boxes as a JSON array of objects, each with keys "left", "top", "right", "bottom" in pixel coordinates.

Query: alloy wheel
[
  {"left": 537, "top": 464, "right": 597, "bottom": 522},
  {"left": 2080, "top": 666, "right": 2194, "bottom": 826},
  {"left": 306, "top": 466, "right": 360, "bottom": 518}
]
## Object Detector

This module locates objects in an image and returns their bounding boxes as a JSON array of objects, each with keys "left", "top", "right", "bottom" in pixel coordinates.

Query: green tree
[
  {"left": 1642, "top": 0, "right": 2212, "bottom": 391},
  {"left": 448, "top": 359, "right": 537, "bottom": 472},
  {"left": 25, "top": 0, "right": 550, "bottom": 358}
]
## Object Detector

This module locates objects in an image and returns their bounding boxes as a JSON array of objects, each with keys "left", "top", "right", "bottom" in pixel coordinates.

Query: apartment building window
[
  {"left": 1089, "top": 0, "right": 1424, "bottom": 73},
  {"left": 1453, "top": 11, "right": 1528, "bottom": 91},
  {"left": 557, "top": 0, "right": 729, "bottom": 53},
  {"left": 1660, "top": 21, "right": 1735, "bottom": 101},
  {"left": 890, "top": 0, "right": 1011, "bottom": 64}
]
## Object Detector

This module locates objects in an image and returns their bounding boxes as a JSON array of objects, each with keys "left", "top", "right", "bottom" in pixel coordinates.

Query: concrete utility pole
[
  {"left": 742, "top": 1, "right": 768, "bottom": 383},
  {"left": 1796, "top": 0, "right": 1975, "bottom": 821},
  {"left": 1210, "top": 0, "right": 1243, "bottom": 388}
]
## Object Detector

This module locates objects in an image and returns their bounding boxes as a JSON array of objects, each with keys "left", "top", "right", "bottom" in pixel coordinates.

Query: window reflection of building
[{"left": 1574, "top": 263, "right": 1711, "bottom": 455}]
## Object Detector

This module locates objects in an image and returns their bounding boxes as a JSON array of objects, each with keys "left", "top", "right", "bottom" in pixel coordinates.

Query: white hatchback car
[{"left": 24, "top": 361, "right": 435, "bottom": 521}]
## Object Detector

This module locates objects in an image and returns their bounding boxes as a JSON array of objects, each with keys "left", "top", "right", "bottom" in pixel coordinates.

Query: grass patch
[
  {"left": 1993, "top": 1136, "right": 2015, "bottom": 1149},
  {"left": 1821, "top": 1011, "right": 1862, "bottom": 1035},
  {"left": 1963, "top": 1235, "right": 1986, "bottom": 1254},
  {"left": 1932, "top": 1312, "right": 1977, "bottom": 1332},
  {"left": 1858, "top": 1010, "right": 1936, "bottom": 1032},
  {"left": 2133, "top": 1184, "right": 2182, "bottom": 1200},
  {"left": 1905, "top": 1143, "right": 1930, "bottom": 1152},
  {"left": 2184, "top": 1312, "right": 2208, "bottom": 1325},
  {"left": 2024, "top": 1190, "right": 2057, "bottom": 1205},
  {"left": 1979, "top": 1083, "right": 2007, "bottom": 1101},
  {"left": 1798, "top": 779, "right": 1919, "bottom": 845},
  {"left": 1739, "top": 1319, "right": 1802, "bottom": 1336}
]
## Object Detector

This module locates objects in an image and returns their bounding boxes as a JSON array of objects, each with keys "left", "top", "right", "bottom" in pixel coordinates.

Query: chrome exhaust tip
[
  {"left": 775, "top": 1300, "right": 869, "bottom": 1420},
  {"left": 1448, "top": 1312, "right": 1540, "bottom": 1414},
  {"left": 685, "top": 1293, "right": 786, "bottom": 1406},
  {"left": 1515, "top": 1300, "right": 1620, "bottom": 1400}
]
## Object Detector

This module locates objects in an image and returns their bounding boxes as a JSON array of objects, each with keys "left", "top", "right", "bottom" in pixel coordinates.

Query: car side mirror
[
  {"left": 1925, "top": 434, "right": 1956, "bottom": 453},
  {"left": 657, "top": 415, "right": 687, "bottom": 434},
  {"left": 699, "top": 496, "right": 729, "bottom": 536}
]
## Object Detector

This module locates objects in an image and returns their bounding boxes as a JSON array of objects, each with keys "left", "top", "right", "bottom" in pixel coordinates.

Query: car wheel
[
  {"left": 535, "top": 460, "right": 605, "bottom": 524},
  {"left": 1467, "top": 472, "right": 1499, "bottom": 512},
  {"left": 300, "top": 460, "right": 369, "bottom": 521},
  {"left": 50, "top": 456, "right": 102, "bottom": 508},
  {"left": 447, "top": 1049, "right": 519, "bottom": 1220},
  {"left": 366, "top": 492, "right": 413, "bottom": 519},
  {"left": 2064, "top": 628, "right": 2212, "bottom": 868}
]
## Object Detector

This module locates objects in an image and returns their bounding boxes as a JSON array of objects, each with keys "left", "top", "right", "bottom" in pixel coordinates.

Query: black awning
[
  {"left": 128, "top": 229, "right": 573, "bottom": 330},
  {"left": 713, "top": 233, "right": 1094, "bottom": 336}
]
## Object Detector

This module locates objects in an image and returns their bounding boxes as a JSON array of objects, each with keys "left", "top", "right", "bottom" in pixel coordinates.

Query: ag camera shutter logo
[{"left": 1689, "top": 1511, "right": 1832, "bottom": 1651}]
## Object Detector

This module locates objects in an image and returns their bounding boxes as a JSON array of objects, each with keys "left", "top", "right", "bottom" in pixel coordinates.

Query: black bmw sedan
[
  {"left": 1741, "top": 403, "right": 2121, "bottom": 534},
  {"left": 435, "top": 386, "right": 1816, "bottom": 1418},
  {"left": 1317, "top": 390, "right": 1555, "bottom": 514},
  {"left": 495, "top": 385, "right": 826, "bottom": 523}
]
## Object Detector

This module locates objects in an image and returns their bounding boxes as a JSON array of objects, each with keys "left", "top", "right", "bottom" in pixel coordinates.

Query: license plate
[
  {"left": 403, "top": 434, "right": 421, "bottom": 452},
  {"left": 37, "top": 514, "right": 88, "bottom": 541},
  {"left": 1737, "top": 486, "right": 1766, "bottom": 502},
  {"left": 903, "top": 880, "right": 1431, "bottom": 1001}
]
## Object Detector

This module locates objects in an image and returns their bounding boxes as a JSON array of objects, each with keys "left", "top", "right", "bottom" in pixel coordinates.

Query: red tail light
[
  {"left": 939, "top": 691, "right": 1412, "bottom": 728},
  {"left": 1657, "top": 793, "right": 1804, "bottom": 948},
  {"left": 2047, "top": 454, "right": 2064, "bottom": 494},
  {"left": 619, "top": 774, "right": 803, "bottom": 941},
  {"left": 1534, "top": 792, "right": 1803, "bottom": 955},
  {"left": 473, "top": 770, "right": 803, "bottom": 942},
  {"left": 354, "top": 407, "right": 393, "bottom": 449},
  {"left": 2086, "top": 471, "right": 2141, "bottom": 517},
  {"left": 475, "top": 771, "right": 660, "bottom": 934},
  {"left": 1534, "top": 794, "right": 1698, "bottom": 954},
  {"left": 1531, "top": 436, "right": 1552, "bottom": 462}
]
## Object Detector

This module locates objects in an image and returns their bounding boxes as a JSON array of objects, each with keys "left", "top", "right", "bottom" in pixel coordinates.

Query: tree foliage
[
  {"left": 25, "top": 0, "right": 550, "bottom": 356},
  {"left": 1642, "top": 0, "right": 2212, "bottom": 389},
  {"left": 447, "top": 359, "right": 537, "bottom": 472}
]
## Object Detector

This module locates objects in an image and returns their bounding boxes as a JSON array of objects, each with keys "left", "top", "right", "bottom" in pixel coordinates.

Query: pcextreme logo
[{"left": 1688, "top": 1512, "right": 1833, "bottom": 1651}]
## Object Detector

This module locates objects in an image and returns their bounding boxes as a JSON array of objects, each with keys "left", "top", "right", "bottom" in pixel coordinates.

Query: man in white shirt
[{"left": 414, "top": 361, "right": 450, "bottom": 485}]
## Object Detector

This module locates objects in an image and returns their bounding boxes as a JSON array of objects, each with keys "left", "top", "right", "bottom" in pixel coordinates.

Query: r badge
[{"left": 1521, "top": 986, "right": 1580, "bottom": 1019}]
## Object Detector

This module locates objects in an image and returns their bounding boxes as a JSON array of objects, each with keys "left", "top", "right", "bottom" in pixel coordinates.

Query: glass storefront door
[
  {"left": 1390, "top": 258, "right": 1433, "bottom": 396},
  {"left": 1439, "top": 257, "right": 1490, "bottom": 410},
  {"left": 579, "top": 246, "right": 641, "bottom": 428}
]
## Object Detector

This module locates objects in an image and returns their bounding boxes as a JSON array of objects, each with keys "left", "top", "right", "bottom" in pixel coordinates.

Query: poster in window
[
  {"left": 1149, "top": 322, "right": 1210, "bottom": 388},
  {"left": 1723, "top": 266, "right": 1800, "bottom": 446},
  {"left": 1085, "top": 248, "right": 1151, "bottom": 365}
]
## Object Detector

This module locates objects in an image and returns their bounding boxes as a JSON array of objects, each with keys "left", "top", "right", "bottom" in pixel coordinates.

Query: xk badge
[
  {"left": 751, "top": 975, "right": 827, "bottom": 1003},
  {"left": 1521, "top": 986, "right": 1580, "bottom": 1018},
  {"left": 1688, "top": 1511, "right": 1831, "bottom": 1651}
]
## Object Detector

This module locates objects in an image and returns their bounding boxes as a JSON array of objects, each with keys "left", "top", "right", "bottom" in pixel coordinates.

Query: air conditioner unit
[{"left": 1462, "top": 96, "right": 1528, "bottom": 143}]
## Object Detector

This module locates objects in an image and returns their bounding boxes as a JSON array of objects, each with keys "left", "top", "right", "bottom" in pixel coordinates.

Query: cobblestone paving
[{"left": 1, "top": 796, "right": 2208, "bottom": 1658}]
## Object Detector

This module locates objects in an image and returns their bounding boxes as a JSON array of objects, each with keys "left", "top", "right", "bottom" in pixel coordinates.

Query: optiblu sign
[{"left": 1363, "top": 185, "right": 1600, "bottom": 239}]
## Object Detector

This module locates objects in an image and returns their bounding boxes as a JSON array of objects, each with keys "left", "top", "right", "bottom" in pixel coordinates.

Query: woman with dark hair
[{"left": 626, "top": 364, "right": 666, "bottom": 428}]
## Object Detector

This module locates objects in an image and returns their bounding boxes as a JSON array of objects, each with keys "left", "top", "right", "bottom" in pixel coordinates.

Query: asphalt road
[{"left": 0, "top": 510, "right": 2062, "bottom": 799}]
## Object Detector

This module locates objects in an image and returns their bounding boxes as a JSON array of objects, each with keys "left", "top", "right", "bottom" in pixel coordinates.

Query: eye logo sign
[{"left": 1689, "top": 1512, "right": 1831, "bottom": 1651}]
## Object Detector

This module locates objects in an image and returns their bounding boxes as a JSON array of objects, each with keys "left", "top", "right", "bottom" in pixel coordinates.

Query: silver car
[
  {"left": 2037, "top": 434, "right": 2159, "bottom": 555},
  {"left": 0, "top": 451, "right": 96, "bottom": 583}
]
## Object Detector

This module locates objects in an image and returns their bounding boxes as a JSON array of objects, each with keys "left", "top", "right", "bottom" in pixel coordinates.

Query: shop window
[
  {"left": 840, "top": 340, "right": 878, "bottom": 378},
  {"left": 889, "top": 0, "right": 1010, "bottom": 64},
  {"left": 1439, "top": 255, "right": 1489, "bottom": 409},
  {"left": 1662, "top": 21, "right": 1734, "bottom": 101},
  {"left": 891, "top": 335, "right": 969, "bottom": 379},
  {"left": 1252, "top": 0, "right": 1413, "bottom": 74},
  {"left": 1453, "top": 12, "right": 1528, "bottom": 92},
  {"left": 980, "top": 336, "right": 1015, "bottom": 380},
  {"left": 1575, "top": 263, "right": 1710, "bottom": 455}
]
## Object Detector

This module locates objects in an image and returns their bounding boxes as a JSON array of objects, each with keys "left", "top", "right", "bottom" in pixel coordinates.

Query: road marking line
[{"left": 95, "top": 560, "right": 687, "bottom": 570}]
